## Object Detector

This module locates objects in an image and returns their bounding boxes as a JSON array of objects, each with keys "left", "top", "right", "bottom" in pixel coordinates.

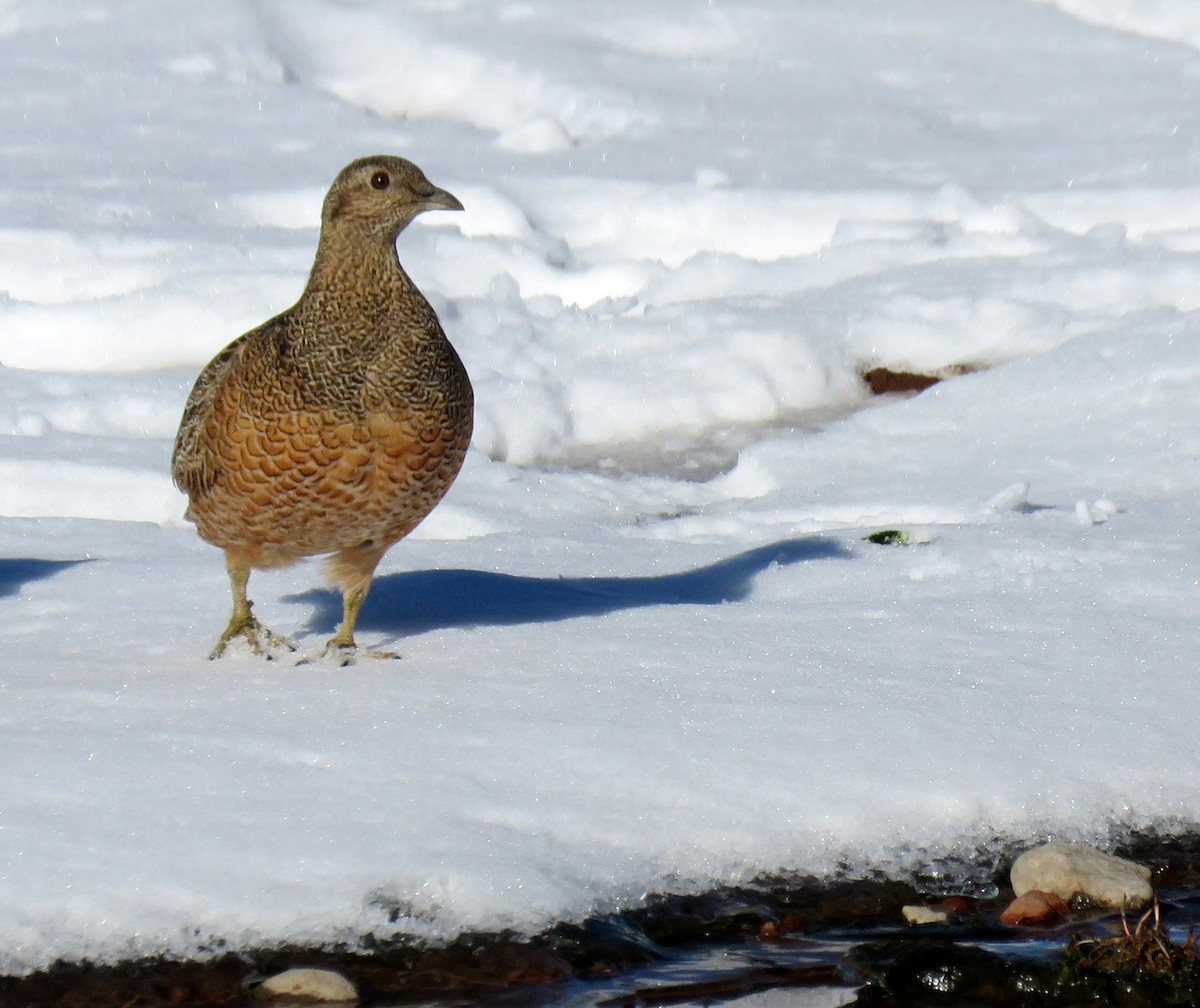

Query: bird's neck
[
  {"left": 292, "top": 228, "right": 442, "bottom": 359},
  {"left": 305, "top": 228, "right": 411, "bottom": 300}
]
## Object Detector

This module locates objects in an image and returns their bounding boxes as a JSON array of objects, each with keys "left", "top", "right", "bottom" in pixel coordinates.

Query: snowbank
[{"left": 0, "top": 0, "right": 1196, "bottom": 974}]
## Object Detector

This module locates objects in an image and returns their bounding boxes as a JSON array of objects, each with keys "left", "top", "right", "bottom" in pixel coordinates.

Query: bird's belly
[{"left": 192, "top": 411, "right": 469, "bottom": 567}]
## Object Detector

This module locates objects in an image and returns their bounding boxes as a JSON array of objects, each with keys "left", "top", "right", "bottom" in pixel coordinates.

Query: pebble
[
  {"left": 999, "top": 889, "right": 1069, "bottom": 927},
  {"left": 903, "top": 904, "right": 953, "bottom": 926},
  {"left": 253, "top": 967, "right": 358, "bottom": 1004},
  {"left": 1010, "top": 840, "right": 1153, "bottom": 910}
]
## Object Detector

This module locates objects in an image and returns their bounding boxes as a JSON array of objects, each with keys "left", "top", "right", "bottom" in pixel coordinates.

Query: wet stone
[
  {"left": 1000, "top": 889, "right": 1070, "bottom": 927},
  {"left": 253, "top": 967, "right": 358, "bottom": 1003},
  {"left": 903, "top": 904, "right": 954, "bottom": 926},
  {"left": 1011, "top": 841, "right": 1153, "bottom": 910}
]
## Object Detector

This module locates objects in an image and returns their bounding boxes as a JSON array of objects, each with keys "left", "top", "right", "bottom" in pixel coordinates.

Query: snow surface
[{"left": 0, "top": 0, "right": 1198, "bottom": 975}]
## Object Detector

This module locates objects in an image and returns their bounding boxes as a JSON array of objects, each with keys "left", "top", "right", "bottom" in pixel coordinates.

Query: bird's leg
[
  {"left": 318, "top": 581, "right": 400, "bottom": 665},
  {"left": 209, "top": 566, "right": 294, "bottom": 659},
  {"left": 322, "top": 583, "right": 369, "bottom": 665},
  {"left": 329, "top": 583, "right": 367, "bottom": 651},
  {"left": 313, "top": 544, "right": 398, "bottom": 666}
]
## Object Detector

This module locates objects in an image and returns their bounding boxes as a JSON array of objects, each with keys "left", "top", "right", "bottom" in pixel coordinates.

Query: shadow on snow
[
  {"left": 0, "top": 558, "right": 91, "bottom": 598},
  {"left": 287, "top": 536, "right": 848, "bottom": 637}
]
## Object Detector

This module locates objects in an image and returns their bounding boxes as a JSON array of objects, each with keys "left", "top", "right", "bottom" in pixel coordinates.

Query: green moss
[{"left": 865, "top": 529, "right": 911, "bottom": 546}]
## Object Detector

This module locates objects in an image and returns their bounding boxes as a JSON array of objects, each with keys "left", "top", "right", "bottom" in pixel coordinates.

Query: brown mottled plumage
[{"left": 172, "top": 156, "right": 473, "bottom": 662}]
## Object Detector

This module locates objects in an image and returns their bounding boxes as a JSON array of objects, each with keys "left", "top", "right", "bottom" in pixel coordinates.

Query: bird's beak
[{"left": 423, "top": 186, "right": 464, "bottom": 213}]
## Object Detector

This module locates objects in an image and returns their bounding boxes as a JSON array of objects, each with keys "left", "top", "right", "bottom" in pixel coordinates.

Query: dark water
[
  {"left": 383, "top": 935, "right": 859, "bottom": 1007},
  {"left": 379, "top": 890, "right": 1200, "bottom": 1008}
]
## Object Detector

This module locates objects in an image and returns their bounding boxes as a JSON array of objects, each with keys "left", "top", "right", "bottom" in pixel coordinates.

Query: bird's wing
[{"left": 170, "top": 320, "right": 279, "bottom": 501}]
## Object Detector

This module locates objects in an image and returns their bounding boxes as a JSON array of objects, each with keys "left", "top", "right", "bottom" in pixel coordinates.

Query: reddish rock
[
  {"left": 999, "top": 889, "right": 1070, "bottom": 927},
  {"left": 758, "top": 914, "right": 804, "bottom": 940},
  {"left": 931, "top": 896, "right": 971, "bottom": 916}
]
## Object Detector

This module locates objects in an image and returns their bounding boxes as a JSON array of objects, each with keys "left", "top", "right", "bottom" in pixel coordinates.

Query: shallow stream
[{"left": 378, "top": 887, "right": 1200, "bottom": 1008}]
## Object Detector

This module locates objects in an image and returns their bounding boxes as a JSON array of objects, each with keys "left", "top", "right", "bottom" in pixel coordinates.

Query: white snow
[{"left": 0, "top": 0, "right": 1198, "bottom": 976}]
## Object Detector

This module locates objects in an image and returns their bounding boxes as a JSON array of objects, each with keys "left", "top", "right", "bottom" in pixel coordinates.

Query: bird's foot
[
  {"left": 209, "top": 616, "right": 295, "bottom": 661},
  {"left": 296, "top": 641, "right": 401, "bottom": 667}
]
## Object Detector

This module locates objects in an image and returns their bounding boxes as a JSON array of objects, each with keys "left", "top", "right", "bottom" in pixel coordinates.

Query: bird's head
[{"left": 321, "top": 155, "right": 463, "bottom": 241}]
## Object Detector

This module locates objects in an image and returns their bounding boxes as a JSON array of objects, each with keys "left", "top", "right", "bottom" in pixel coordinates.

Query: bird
[{"left": 171, "top": 155, "right": 473, "bottom": 664}]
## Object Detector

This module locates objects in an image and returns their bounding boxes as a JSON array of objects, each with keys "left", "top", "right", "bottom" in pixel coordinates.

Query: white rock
[
  {"left": 254, "top": 968, "right": 358, "bottom": 1004},
  {"left": 1010, "top": 841, "right": 1152, "bottom": 910},
  {"left": 902, "top": 904, "right": 951, "bottom": 926}
]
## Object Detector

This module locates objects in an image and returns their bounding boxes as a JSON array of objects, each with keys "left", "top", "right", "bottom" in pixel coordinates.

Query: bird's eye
[{"left": 370, "top": 171, "right": 390, "bottom": 190}]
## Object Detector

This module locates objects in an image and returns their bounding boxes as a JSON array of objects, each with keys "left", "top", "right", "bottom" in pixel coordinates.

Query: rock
[
  {"left": 759, "top": 917, "right": 807, "bottom": 940},
  {"left": 1010, "top": 841, "right": 1153, "bottom": 910},
  {"left": 903, "top": 904, "right": 953, "bottom": 926},
  {"left": 999, "top": 889, "right": 1070, "bottom": 927},
  {"left": 253, "top": 967, "right": 358, "bottom": 1004},
  {"left": 901, "top": 896, "right": 970, "bottom": 925}
]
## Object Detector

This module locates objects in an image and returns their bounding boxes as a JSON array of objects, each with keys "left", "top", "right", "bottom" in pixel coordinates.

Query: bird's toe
[
  {"left": 209, "top": 618, "right": 295, "bottom": 661},
  {"left": 295, "top": 641, "right": 401, "bottom": 667}
]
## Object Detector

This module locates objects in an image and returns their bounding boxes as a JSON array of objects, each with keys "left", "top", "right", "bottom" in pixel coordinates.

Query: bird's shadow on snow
[
  {"left": 0, "top": 558, "right": 91, "bottom": 598},
  {"left": 287, "top": 536, "right": 848, "bottom": 637}
]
